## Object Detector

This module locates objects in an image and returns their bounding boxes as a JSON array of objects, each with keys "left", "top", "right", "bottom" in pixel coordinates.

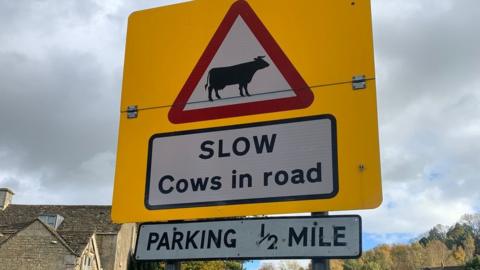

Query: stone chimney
[{"left": 0, "top": 188, "right": 14, "bottom": 210}]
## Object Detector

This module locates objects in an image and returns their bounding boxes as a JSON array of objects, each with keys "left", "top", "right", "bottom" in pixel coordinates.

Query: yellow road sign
[{"left": 112, "top": 0, "right": 381, "bottom": 223}]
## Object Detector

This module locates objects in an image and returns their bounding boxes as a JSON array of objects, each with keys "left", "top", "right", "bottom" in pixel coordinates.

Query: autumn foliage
[{"left": 340, "top": 213, "right": 480, "bottom": 269}]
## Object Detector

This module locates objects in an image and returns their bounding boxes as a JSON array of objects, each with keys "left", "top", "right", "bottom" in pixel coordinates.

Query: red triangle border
[{"left": 168, "top": 0, "right": 313, "bottom": 124}]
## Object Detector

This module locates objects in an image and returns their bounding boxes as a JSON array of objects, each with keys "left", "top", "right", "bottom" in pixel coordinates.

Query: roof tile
[{"left": 0, "top": 204, "right": 121, "bottom": 254}]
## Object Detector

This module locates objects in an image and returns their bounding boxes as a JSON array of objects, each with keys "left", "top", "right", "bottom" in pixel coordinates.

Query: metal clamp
[
  {"left": 352, "top": 75, "right": 366, "bottom": 90},
  {"left": 127, "top": 105, "right": 138, "bottom": 119}
]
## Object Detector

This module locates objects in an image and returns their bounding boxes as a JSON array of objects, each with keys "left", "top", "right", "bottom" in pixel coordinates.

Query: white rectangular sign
[
  {"left": 135, "top": 215, "right": 361, "bottom": 260},
  {"left": 146, "top": 115, "right": 338, "bottom": 209}
]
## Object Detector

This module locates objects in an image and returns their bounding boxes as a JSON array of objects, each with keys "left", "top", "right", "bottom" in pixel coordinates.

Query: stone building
[{"left": 0, "top": 188, "right": 136, "bottom": 270}]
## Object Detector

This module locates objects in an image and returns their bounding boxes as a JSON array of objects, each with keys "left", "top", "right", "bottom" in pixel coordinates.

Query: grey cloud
[
  {"left": 0, "top": 50, "right": 115, "bottom": 175},
  {"left": 362, "top": 0, "right": 480, "bottom": 235},
  {"left": 374, "top": 0, "right": 480, "bottom": 120},
  {"left": 0, "top": 0, "right": 122, "bottom": 203},
  {"left": 0, "top": 0, "right": 186, "bottom": 204}
]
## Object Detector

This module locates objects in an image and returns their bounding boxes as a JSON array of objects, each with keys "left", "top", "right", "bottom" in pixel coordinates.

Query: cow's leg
[
  {"left": 214, "top": 88, "right": 221, "bottom": 99},
  {"left": 208, "top": 86, "right": 214, "bottom": 101},
  {"left": 239, "top": 84, "right": 245, "bottom": 97},
  {"left": 244, "top": 84, "right": 251, "bottom": 96}
]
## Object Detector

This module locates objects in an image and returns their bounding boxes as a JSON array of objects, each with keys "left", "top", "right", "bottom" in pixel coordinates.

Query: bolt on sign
[
  {"left": 135, "top": 216, "right": 362, "bottom": 261},
  {"left": 112, "top": 0, "right": 382, "bottom": 223}
]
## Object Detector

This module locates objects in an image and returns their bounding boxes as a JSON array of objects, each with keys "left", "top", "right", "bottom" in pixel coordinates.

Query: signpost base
[{"left": 312, "top": 212, "right": 330, "bottom": 270}]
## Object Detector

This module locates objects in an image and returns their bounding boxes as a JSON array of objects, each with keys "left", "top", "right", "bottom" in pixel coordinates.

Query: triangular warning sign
[{"left": 169, "top": 0, "right": 314, "bottom": 123}]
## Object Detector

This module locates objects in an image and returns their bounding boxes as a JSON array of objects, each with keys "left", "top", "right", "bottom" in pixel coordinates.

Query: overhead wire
[{"left": 120, "top": 77, "right": 375, "bottom": 113}]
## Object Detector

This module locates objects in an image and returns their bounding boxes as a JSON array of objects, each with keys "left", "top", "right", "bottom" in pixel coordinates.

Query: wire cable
[{"left": 120, "top": 77, "right": 375, "bottom": 113}]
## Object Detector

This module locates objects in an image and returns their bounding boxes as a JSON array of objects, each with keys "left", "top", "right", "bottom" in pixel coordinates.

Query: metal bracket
[
  {"left": 127, "top": 105, "right": 138, "bottom": 119},
  {"left": 352, "top": 75, "right": 366, "bottom": 90}
]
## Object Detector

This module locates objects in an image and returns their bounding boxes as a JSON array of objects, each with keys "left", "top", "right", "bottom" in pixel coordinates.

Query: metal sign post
[
  {"left": 312, "top": 259, "right": 330, "bottom": 270},
  {"left": 312, "top": 212, "right": 330, "bottom": 270},
  {"left": 165, "top": 261, "right": 180, "bottom": 270}
]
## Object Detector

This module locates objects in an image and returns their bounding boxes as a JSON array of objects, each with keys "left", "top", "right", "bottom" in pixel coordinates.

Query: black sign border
[
  {"left": 134, "top": 215, "right": 362, "bottom": 261},
  {"left": 145, "top": 114, "right": 339, "bottom": 210}
]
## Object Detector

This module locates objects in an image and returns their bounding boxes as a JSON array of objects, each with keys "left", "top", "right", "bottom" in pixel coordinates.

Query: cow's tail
[{"left": 204, "top": 70, "right": 210, "bottom": 91}]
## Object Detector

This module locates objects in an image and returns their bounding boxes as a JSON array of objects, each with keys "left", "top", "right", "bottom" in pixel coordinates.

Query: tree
[
  {"left": 330, "top": 260, "right": 344, "bottom": 270},
  {"left": 258, "top": 261, "right": 307, "bottom": 270},
  {"left": 464, "top": 235, "right": 477, "bottom": 261},
  {"left": 390, "top": 244, "right": 417, "bottom": 270},
  {"left": 342, "top": 259, "right": 366, "bottom": 270},
  {"left": 465, "top": 256, "right": 480, "bottom": 270},
  {"left": 446, "top": 223, "right": 474, "bottom": 249},
  {"left": 343, "top": 259, "right": 384, "bottom": 270},
  {"left": 421, "top": 224, "right": 448, "bottom": 245},
  {"left": 339, "top": 213, "right": 480, "bottom": 269},
  {"left": 224, "top": 261, "right": 244, "bottom": 270},
  {"left": 363, "top": 245, "right": 393, "bottom": 269},
  {"left": 128, "top": 258, "right": 164, "bottom": 270},
  {"left": 409, "top": 242, "right": 426, "bottom": 268},
  {"left": 422, "top": 240, "right": 450, "bottom": 267},
  {"left": 451, "top": 245, "right": 466, "bottom": 264},
  {"left": 419, "top": 237, "right": 429, "bottom": 247},
  {"left": 278, "top": 260, "right": 305, "bottom": 270},
  {"left": 461, "top": 214, "right": 480, "bottom": 255},
  {"left": 258, "top": 262, "right": 276, "bottom": 270},
  {"left": 462, "top": 214, "right": 480, "bottom": 237},
  {"left": 182, "top": 261, "right": 243, "bottom": 270}
]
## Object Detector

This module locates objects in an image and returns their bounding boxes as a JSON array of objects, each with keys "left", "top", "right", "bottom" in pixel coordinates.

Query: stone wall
[
  {"left": 96, "top": 223, "right": 136, "bottom": 270},
  {"left": 114, "top": 223, "right": 137, "bottom": 270},
  {"left": 0, "top": 220, "right": 78, "bottom": 270},
  {"left": 0, "top": 192, "right": 5, "bottom": 210},
  {"left": 96, "top": 233, "right": 117, "bottom": 270}
]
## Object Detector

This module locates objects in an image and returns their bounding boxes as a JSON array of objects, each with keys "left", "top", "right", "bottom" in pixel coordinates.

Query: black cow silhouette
[{"left": 204, "top": 56, "right": 270, "bottom": 101}]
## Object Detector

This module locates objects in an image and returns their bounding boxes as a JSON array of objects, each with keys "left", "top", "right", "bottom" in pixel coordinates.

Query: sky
[{"left": 1, "top": 0, "right": 479, "bottom": 265}]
